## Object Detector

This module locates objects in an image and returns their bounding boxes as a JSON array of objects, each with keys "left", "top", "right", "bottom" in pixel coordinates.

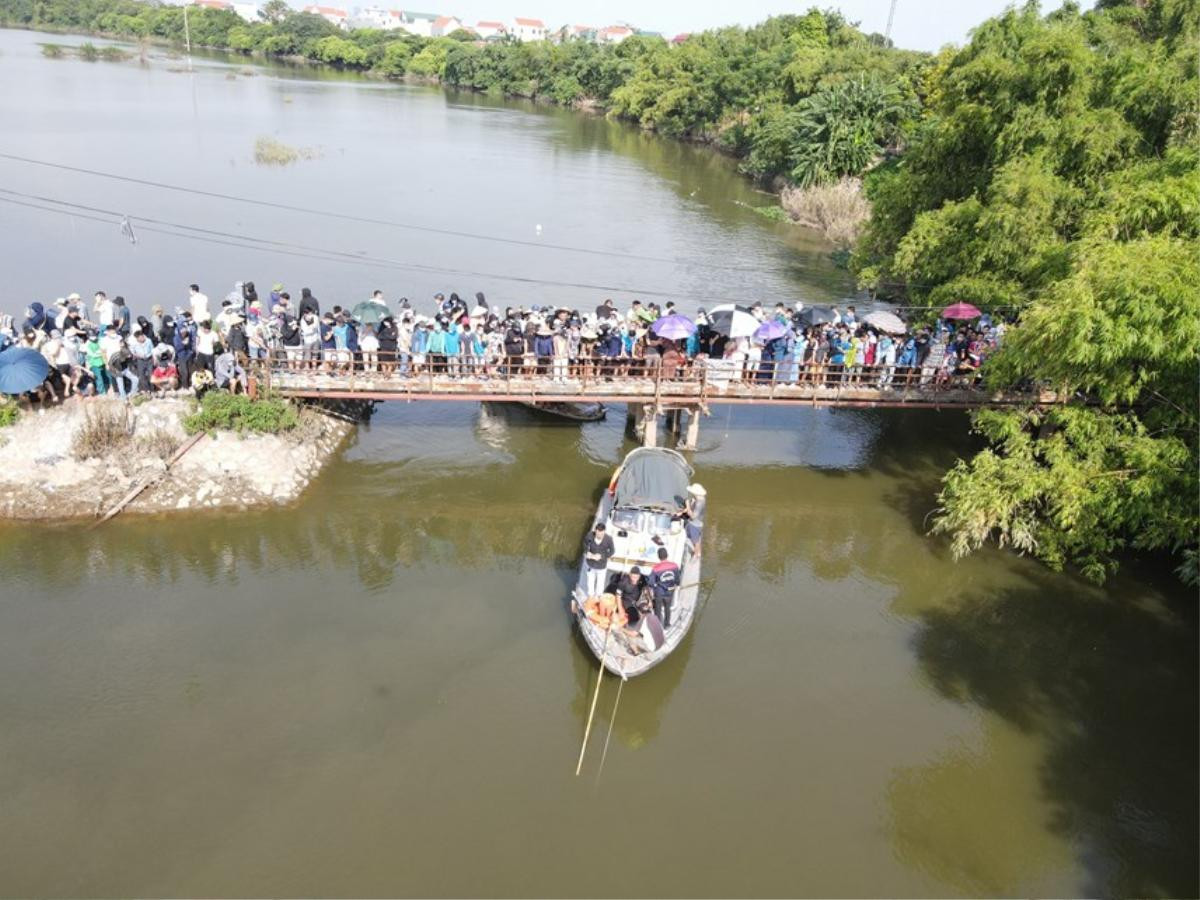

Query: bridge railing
[{"left": 255, "top": 348, "right": 1014, "bottom": 404}]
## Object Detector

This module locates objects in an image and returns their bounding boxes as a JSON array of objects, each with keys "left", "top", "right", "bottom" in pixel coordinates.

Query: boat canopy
[{"left": 613, "top": 448, "right": 693, "bottom": 512}]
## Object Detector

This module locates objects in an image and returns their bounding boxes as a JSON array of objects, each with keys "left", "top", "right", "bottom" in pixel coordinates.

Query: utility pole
[
  {"left": 884, "top": 0, "right": 898, "bottom": 43},
  {"left": 183, "top": 4, "right": 192, "bottom": 54}
]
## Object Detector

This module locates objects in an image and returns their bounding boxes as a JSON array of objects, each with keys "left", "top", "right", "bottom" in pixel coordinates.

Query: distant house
[
  {"left": 597, "top": 24, "right": 633, "bottom": 44},
  {"left": 354, "top": 6, "right": 400, "bottom": 29},
  {"left": 511, "top": 16, "right": 546, "bottom": 41},
  {"left": 231, "top": 2, "right": 259, "bottom": 21},
  {"left": 393, "top": 10, "right": 439, "bottom": 36},
  {"left": 571, "top": 24, "right": 598, "bottom": 41},
  {"left": 475, "top": 20, "right": 507, "bottom": 39},
  {"left": 431, "top": 14, "right": 463, "bottom": 36},
  {"left": 671, "top": 32, "right": 690, "bottom": 44},
  {"left": 192, "top": 0, "right": 231, "bottom": 10},
  {"left": 303, "top": 4, "right": 349, "bottom": 28}
]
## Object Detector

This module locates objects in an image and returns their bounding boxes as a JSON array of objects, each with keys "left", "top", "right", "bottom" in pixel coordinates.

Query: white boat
[{"left": 570, "top": 448, "right": 706, "bottom": 678}]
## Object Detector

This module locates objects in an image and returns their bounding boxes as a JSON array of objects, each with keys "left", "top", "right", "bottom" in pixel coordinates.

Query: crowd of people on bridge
[{"left": 0, "top": 280, "right": 1007, "bottom": 404}]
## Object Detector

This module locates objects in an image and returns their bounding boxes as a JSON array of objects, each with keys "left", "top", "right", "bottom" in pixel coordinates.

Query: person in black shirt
[
  {"left": 614, "top": 567, "right": 648, "bottom": 626},
  {"left": 582, "top": 524, "right": 615, "bottom": 599}
]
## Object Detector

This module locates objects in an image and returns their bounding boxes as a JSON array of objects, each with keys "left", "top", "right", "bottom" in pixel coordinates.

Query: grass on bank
[
  {"left": 72, "top": 405, "right": 130, "bottom": 460},
  {"left": 780, "top": 177, "right": 871, "bottom": 248},
  {"left": 183, "top": 392, "right": 300, "bottom": 436},
  {"left": 0, "top": 400, "right": 19, "bottom": 429}
]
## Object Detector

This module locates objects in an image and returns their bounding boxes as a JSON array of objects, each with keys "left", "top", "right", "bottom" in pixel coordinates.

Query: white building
[
  {"left": 431, "top": 14, "right": 463, "bottom": 36},
  {"left": 597, "top": 24, "right": 633, "bottom": 44},
  {"left": 303, "top": 5, "right": 349, "bottom": 28},
  {"left": 355, "top": 5, "right": 400, "bottom": 29},
  {"left": 511, "top": 16, "right": 546, "bottom": 41},
  {"left": 231, "top": 2, "right": 258, "bottom": 21},
  {"left": 393, "top": 10, "right": 438, "bottom": 36},
  {"left": 475, "top": 20, "right": 506, "bottom": 39}
]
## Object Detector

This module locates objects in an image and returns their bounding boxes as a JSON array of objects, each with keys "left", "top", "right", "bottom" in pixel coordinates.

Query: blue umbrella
[
  {"left": 754, "top": 320, "right": 789, "bottom": 341},
  {"left": 651, "top": 314, "right": 697, "bottom": 340},
  {"left": 0, "top": 347, "right": 50, "bottom": 395}
]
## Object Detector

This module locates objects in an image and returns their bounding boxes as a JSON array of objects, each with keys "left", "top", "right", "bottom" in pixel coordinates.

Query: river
[{"left": 0, "top": 29, "right": 1196, "bottom": 898}]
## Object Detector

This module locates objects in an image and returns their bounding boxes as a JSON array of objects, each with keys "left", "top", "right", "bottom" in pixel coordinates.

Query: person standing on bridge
[{"left": 443, "top": 319, "right": 461, "bottom": 377}]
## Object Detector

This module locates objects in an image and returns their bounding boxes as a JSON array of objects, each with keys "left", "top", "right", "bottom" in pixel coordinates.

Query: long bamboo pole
[{"left": 575, "top": 625, "right": 611, "bottom": 776}]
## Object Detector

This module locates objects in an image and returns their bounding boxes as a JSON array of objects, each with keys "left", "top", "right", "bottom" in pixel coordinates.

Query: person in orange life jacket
[
  {"left": 648, "top": 546, "right": 681, "bottom": 628},
  {"left": 583, "top": 523, "right": 615, "bottom": 599}
]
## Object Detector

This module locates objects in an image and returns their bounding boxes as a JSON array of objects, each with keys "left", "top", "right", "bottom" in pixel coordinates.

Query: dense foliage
[
  {"left": 184, "top": 392, "right": 300, "bottom": 435},
  {"left": 0, "top": 0, "right": 927, "bottom": 187},
  {"left": 850, "top": 1, "right": 1198, "bottom": 582}
]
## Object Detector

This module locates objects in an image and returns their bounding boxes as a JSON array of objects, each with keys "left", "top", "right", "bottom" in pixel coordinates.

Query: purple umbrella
[
  {"left": 754, "top": 320, "right": 789, "bottom": 341},
  {"left": 651, "top": 314, "right": 696, "bottom": 340}
]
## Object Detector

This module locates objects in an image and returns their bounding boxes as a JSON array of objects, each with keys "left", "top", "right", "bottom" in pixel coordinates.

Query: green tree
[{"left": 853, "top": 1, "right": 1200, "bottom": 582}]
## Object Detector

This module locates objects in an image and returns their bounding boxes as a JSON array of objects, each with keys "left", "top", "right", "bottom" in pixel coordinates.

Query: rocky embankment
[{"left": 0, "top": 395, "right": 354, "bottom": 520}]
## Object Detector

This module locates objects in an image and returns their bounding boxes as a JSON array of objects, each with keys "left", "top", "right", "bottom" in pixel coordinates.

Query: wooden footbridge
[{"left": 260, "top": 356, "right": 1057, "bottom": 449}]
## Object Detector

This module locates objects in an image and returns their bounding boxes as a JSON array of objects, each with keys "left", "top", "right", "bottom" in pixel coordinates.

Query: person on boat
[
  {"left": 583, "top": 523, "right": 615, "bottom": 599},
  {"left": 649, "top": 546, "right": 681, "bottom": 629},
  {"left": 614, "top": 566, "right": 648, "bottom": 627}
]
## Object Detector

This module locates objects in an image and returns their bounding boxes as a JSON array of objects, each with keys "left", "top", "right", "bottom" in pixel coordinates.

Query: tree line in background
[
  {"left": 1, "top": 0, "right": 1197, "bottom": 584},
  {"left": 0, "top": 0, "right": 927, "bottom": 192}
]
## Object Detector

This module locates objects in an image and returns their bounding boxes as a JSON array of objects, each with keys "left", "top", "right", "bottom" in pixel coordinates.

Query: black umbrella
[{"left": 799, "top": 306, "right": 837, "bottom": 327}]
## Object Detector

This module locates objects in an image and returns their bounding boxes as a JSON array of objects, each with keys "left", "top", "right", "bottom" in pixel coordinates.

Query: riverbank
[{"left": 0, "top": 395, "right": 353, "bottom": 520}]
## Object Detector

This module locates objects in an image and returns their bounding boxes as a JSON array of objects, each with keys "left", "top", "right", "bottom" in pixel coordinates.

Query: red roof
[
  {"left": 600, "top": 24, "right": 632, "bottom": 35},
  {"left": 304, "top": 5, "right": 347, "bottom": 16},
  {"left": 573, "top": 24, "right": 595, "bottom": 32},
  {"left": 671, "top": 32, "right": 690, "bottom": 43},
  {"left": 514, "top": 17, "right": 544, "bottom": 27},
  {"left": 433, "top": 14, "right": 457, "bottom": 26},
  {"left": 193, "top": 0, "right": 231, "bottom": 8},
  {"left": 477, "top": 20, "right": 505, "bottom": 28}
]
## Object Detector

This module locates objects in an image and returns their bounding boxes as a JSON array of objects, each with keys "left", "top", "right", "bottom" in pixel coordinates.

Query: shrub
[
  {"left": 0, "top": 400, "right": 19, "bottom": 428},
  {"left": 78, "top": 42, "right": 100, "bottom": 60},
  {"left": 41, "top": 43, "right": 66, "bottom": 58},
  {"left": 73, "top": 405, "right": 131, "bottom": 460},
  {"left": 136, "top": 428, "right": 182, "bottom": 461},
  {"left": 374, "top": 39, "right": 413, "bottom": 77},
  {"left": 781, "top": 176, "right": 871, "bottom": 247},
  {"left": 252, "top": 136, "right": 319, "bottom": 165},
  {"left": 312, "top": 35, "right": 368, "bottom": 67},
  {"left": 98, "top": 45, "right": 129, "bottom": 61},
  {"left": 183, "top": 392, "right": 300, "bottom": 436}
]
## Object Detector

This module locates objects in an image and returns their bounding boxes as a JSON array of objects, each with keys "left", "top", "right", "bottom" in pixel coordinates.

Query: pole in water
[
  {"left": 595, "top": 661, "right": 626, "bottom": 785},
  {"left": 575, "top": 625, "right": 611, "bottom": 776}
]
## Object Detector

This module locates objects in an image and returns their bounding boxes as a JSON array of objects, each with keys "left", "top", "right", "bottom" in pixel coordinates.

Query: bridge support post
[
  {"left": 681, "top": 407, "right": 701, "bottom": 451},
  {"left": 642, "top": 404, "right": 658, "bottom": 448}
]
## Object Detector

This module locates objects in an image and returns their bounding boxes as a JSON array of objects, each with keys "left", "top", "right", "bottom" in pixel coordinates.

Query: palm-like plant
[{"left": 788, "top": 76, "right": 913, "bottom": 186}]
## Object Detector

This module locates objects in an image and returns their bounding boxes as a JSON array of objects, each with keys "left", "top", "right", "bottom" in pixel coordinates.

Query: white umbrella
[
  {"left": 862, "top": 310, "right": 907, "bottom": 334},
  {"left": 707, "top": 303, "right": 759, "bottom": 339}
]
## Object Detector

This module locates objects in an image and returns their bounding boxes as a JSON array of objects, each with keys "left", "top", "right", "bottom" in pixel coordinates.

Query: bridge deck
[{"left": 264, "top": 361, "right": 1053, "bottom": 409}]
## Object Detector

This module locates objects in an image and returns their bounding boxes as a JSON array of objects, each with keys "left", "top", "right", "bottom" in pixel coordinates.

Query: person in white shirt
[
  {"left": 94, "top": 291, "right": 114, "bottom": 327},
  {"left": 189, "top": 283, "right": 210, "bottom": 323},
  {"left": 195, "top": 320, "right": 218, "bottom": 372}
]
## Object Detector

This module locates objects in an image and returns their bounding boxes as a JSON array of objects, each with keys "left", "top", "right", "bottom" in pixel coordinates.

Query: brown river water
[{"left": 0, "top": 29, "right": 1195, "bottom": 897}]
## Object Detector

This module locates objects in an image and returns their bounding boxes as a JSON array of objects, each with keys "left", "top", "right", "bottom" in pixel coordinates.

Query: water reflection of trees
[{"left": 901, "top": 577, "right": 1198, "bottom": 897}]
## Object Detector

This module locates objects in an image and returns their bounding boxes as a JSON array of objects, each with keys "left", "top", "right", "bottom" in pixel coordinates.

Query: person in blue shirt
[
  {"left": 426, "top": 323, "right": 447, "bottom": 375},
  {"left": 829, "top": 329, "right": 850, "bottom": 382},
  {"left": 443, "top": 322, "right": 461, "bottom": 377}
]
